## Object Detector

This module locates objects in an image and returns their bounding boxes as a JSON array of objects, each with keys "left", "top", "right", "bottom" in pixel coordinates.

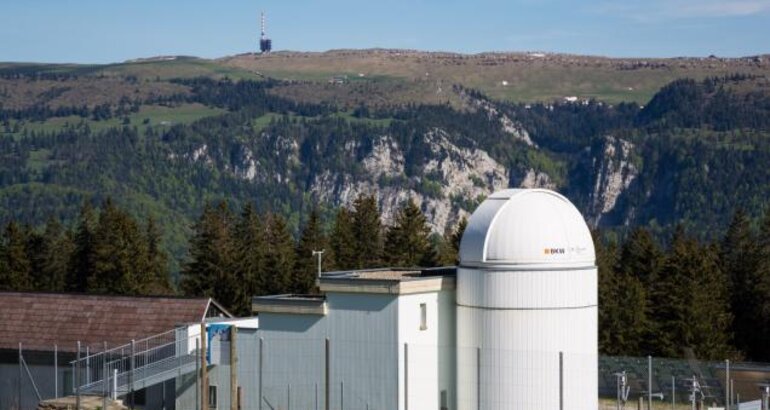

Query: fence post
[
  {"left": 648, "top": 355, "right": 652, "bottom": 410},
  {"left": 259, "top": 337, "right": 264, "bottom": 410},
  {"left": 196, "top": 338, "right": 200, "bottom": 410},
  {"left": 18, "top": 343, "right": 22, "bottom": 410},
  {"left": 54, "top": 344, "right": 58, "bottom": 398},
  {"left": 113, "top": 368, "right": 118, "bottom": 400},
  {"left": 324, "top": 338, "right": 329, "bottom": 410},
  {"left": 76, "top": 341, "right": 81, "bottom": 410},
  {"left": 404, "top": 343, "right": 408, "bottom": 410},
  {"left": 201, "top": 322, "right": 208, "bottom": 410},
  {"left": 103, "top": 341, "right": 108, "bottom": 410},
  {"left": 288, "top": 384, "right": 291, "bottom": 410},
  {"left": 130, "top": 339, "right": 135, "bottom": 410},
  {"left": 341, "top": 381, "right": 344, "bottom": 410},
  {"left": 230, "top": 326, "right": 238, "bottom": 410},
  {"left": 672, "top": 376, "right": 676, "bottom": 410},
  {"left": 726, "top": 359, "right": 730, "bottom": 410},
  {"left": 559, "top": 351, "right": 564, "bottom": 410},
  {"left": 477, "top": 347, "right": 481, "bottom": 410}
]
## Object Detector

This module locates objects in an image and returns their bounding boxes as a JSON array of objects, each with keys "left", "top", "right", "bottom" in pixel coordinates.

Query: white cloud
[{"left": 593, "top": 0, "right": 770, "bottom": 21}]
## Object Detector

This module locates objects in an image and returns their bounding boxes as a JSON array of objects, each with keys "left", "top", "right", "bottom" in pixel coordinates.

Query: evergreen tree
[
  {"left": 89, "top": 199, "right": 146, "bottom": 294},
  {"left": 618, "top": 227, "right": 663, "bottom": 285},
  {"left": 384, "top": 199, "right": 434, "bottom": 267},
  {"left": 294, "top": 207, "right": 327, "bottom": 294},
  {"left": 750, "top": 209, "right": 770, "bottom": 360},
  {"left": 352, "top": 194, "right": 383, "bottom": 268},
  {"left": 67, "top": 201, "right": 97, "bottom": 292},
  {"left": 0, "top": 221, "right": 33, "bottom": 291},
  {"left": 437, "top": 217, "right": 468, "bottom": 266},
  {"left": 330, "top": 208, "right": 356, "bottom": 270},
  {"left": 263, "top": 212, "right": 295, "bottom": 295},
  {"left": 232, "top": 203, "right": 266, "bottom": 315},
  {"left": 143, "top": 217, "right": 172, "bottom": 295},
  {"left": 181, "top": 201, "right": 239, "bottom": 311},
  {"left": 719, "top": 209, "right": 757, "bottom": 358},
  {"left": 37, "top": 218, "right": 74, "bottom": 291},
  {"left": 649, "top": 227, "right": 734, "bottom": 359}
]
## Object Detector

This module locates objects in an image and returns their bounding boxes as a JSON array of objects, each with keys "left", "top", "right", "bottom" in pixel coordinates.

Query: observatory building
[
  {"left": 252, "top": 188, "right": 598, "bottom": 410},
  {"left": 62, "top": 188, "right": 597, "bottom": 410}
]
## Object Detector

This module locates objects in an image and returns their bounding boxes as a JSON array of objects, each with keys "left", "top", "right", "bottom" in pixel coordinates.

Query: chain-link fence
[{"left": 10, "top": 327, "right": 770, "bottom": 410}]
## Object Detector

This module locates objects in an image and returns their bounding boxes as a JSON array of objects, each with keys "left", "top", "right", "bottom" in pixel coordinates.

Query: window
[
  {"left": 420, "top": 303, "right": 427, "bottom": 330},
  {"left": 209, "top": 385, "right": 218, "bottom": 410}
]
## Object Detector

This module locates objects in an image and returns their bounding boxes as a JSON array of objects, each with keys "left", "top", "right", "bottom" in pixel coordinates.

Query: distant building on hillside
[{"left": 259, "top": 12, "right": 272, "bottom": 54}]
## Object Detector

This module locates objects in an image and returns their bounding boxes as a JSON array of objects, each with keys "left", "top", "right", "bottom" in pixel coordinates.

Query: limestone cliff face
[
  {"left": 587, "top": 136, "right": 639, "bottom": 226},
  {"left": 310, "top": 130, "right": 507, "bottom": 233}
]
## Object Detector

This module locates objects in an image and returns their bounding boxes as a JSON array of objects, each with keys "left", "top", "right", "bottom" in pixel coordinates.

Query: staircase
[{"left": 72, "top": 327, "right": 202, "bottom": 397}]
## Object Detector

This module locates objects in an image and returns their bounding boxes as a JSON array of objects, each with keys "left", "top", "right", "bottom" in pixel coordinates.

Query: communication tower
[{"left": 259, "top": 11, "right": 272, "bottom": 53}]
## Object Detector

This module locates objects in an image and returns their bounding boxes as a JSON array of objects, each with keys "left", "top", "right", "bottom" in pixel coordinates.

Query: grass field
[{"left": 6, "top": 103, "right": 224, "bottom": 138}]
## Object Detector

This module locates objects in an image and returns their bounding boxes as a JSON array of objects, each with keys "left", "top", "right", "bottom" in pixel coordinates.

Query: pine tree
[
  {"left": 719, "top": 209, "right": 757, "bottom": 358},
  {"left": 437, "top": 217, "right": 467, "bottom": 266},
  {"left": 352, "top": 194, "right": 383, "bottom": 268},
  {"left": 38, "top": 218, "right": 74, "bottom": 291},
  {"left": 618, "top": 227, "right": 662, "bottom": 285},
  {"left": 67, "top": 201, "right": 97, "bottom": 292},
  {"left": 649, "top": 227, "right": 734, "bottom": 359},
  {"left": 384, "top": 199, "right": 434, "bottom": 267},
  {"left": 330, "top": 208, "right": 356, "bottom": 270},
  {"left": 142, "top": 217, "right": 172, "bottom": 295},
  {"left": 89, "top": 199, "right": 146, "bottom": 295},
  {"left": 181, "top": 201, "right": 239, "bottom": 311},
  {"left": 294, "top": 207, "right": 326, "bottom": 294},
  {"left": 750, "top": 209, "right": 770, "bottom": 360},
  {"left": 232, "top": 203, "right": 266, "bottom": 315},
  {"left": 0, "top": 221, "right": 33, "bottom": 291},
  {"left": 263, "top": 212, "right": 295, "bottom": 294}
]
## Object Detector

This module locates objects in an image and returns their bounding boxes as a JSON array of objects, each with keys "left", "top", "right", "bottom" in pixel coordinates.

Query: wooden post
[
  {"left": 201, "top": 322, "right": 208, "bottom": 410},
  {"left": 230, "top": 326, "right": 238, "bottom": 410}
]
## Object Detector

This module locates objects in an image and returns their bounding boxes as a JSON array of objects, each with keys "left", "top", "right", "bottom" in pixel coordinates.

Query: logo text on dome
[{"left": 543, "top": 248, "right": 565, "bottom": 255}]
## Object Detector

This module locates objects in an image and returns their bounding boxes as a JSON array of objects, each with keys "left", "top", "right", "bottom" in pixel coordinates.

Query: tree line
[
  {"left": 0, "top": 198, "right": 170, "bottom": 295},
  {"left": 180, "top": 194, "right": 466, "bottom": 315},
  {"left": 0, "top": 194, "right": 466, "bottom": 317},
  {"left": 599, "top": 208, "right": 770, "bottom": 361}
]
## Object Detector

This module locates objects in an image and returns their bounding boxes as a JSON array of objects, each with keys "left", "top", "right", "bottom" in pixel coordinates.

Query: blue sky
[{"left": 1, "top": 0, "right": 768, "bottom": 63}]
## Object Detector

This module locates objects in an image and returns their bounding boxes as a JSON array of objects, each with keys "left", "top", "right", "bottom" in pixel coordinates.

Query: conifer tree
[
  {"left": 181, "top": 201, "right": 239, "bottom": 311},
  {"left": 143, "top": 217, "right": 172, "bottom": 295},
  {"left": 384, "top": 199, "right": 434, "bottom": 267},
  {"left": 352, "top": 194, "right": 383, "bottom": 268},
  {"left": 294, "top": 207, "right": 326, "bottom": 293},
  {"left": 330, "top": 208, "right": 356, "bottom": 270},
  {"left": 232, "top": 203, "right": 266, "bottom": 314},
  {"left": 67, "top": 201, "right": 97, "bottom": 292},
  {"left": 0, "top": 221, "right": 33, "bottom": 291},
  {"left": 437, "top": 217, "right": 467, "bottom": 266},
  {"left": 750, "top": 209, "right": 770, "bottom": 360},
  {"left": 649, "top": 227, "right": 734, "bottom": 359},
  {"left": 38, "top": 218, "right": 74, "bottom": 291},
  {"left": 618, "top": 227, "right": 662, "bottom": 285},
  {"left": 719, "top": 209, "right": 757, "bottom": 357},
  {"left": 89, "top": 199, "right": 146, "bottom": 294},
  {"left": 263, "top": 212, "right": 295, "bottom": 295}
]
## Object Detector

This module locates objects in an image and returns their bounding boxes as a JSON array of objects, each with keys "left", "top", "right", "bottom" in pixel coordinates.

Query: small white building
[
  {"left": 253, "top": 268, "right": 457, "bottom": 410},
  {"left": 253, "top": 188, "right": 598, "bottom": 410}
]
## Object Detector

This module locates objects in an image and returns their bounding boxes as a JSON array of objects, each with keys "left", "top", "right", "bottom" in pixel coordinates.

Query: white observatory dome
[
  {"left": 459, "top": 189, "right": 595, "bottom": 268},
  {"left": 456, "top": 188, "right": 598, "bottom": 410}
]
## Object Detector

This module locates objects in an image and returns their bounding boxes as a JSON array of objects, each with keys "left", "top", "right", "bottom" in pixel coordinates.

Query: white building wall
[
  {"left": 457, "top": 267, "right": 598, "bottom": 410},
  {"left": 397, "top": 289, "right": 456, "bottom": 410}
]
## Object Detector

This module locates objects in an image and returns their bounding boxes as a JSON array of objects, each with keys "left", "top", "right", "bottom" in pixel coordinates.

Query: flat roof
[
  {"left": 317, "top": 267, "right": 456, "bottom": 295},
  {"left": 252, "top": 294, "right": 328, "bottom": 316}
]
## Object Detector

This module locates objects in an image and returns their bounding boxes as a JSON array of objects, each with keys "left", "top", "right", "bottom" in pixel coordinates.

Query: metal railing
[{"left": 71, "top": 327, "right": 200, "bottom": 398}]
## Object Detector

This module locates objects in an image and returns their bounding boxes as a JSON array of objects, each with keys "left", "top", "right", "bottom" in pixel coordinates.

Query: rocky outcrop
[
  {"left": 459, "top": 89, "right": 537, "bottom": 147},
  {"left": 310, "top": 129, "right": 507, "bottom": 233},
  {"left": 587, "top": 136, "right": 638, "bottom": 226}
]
